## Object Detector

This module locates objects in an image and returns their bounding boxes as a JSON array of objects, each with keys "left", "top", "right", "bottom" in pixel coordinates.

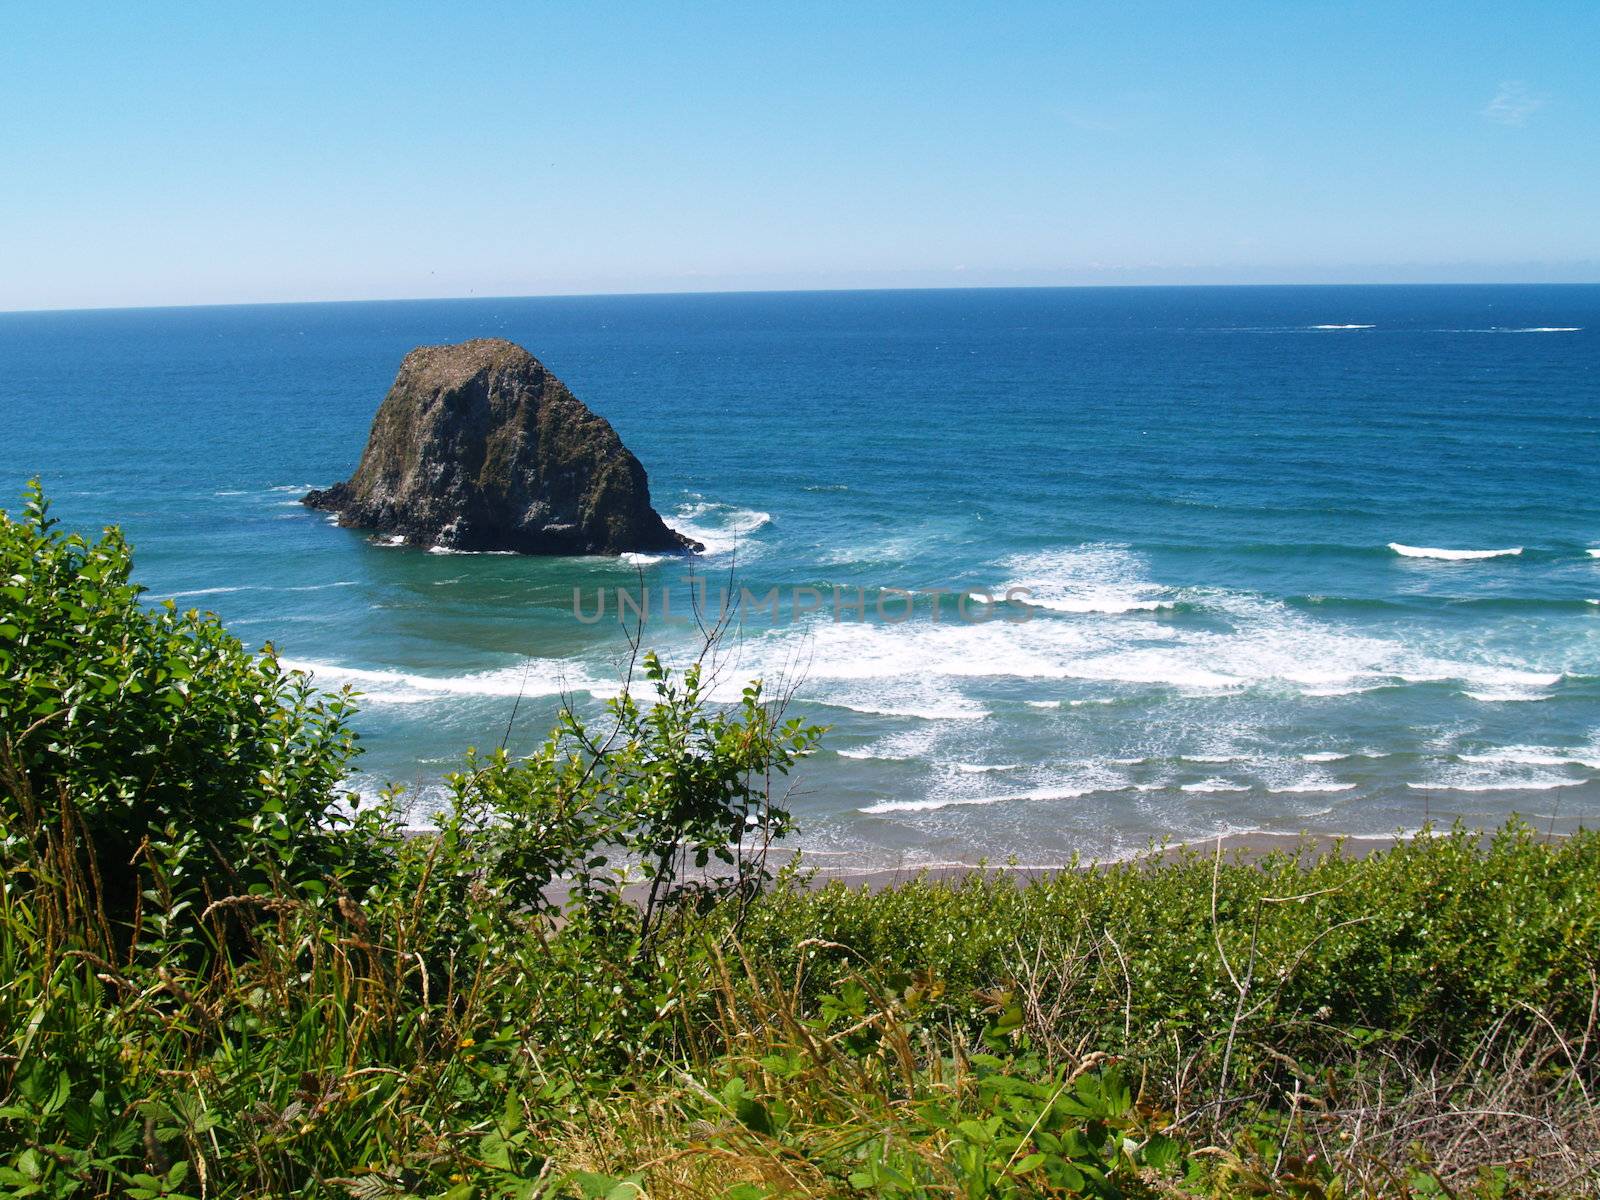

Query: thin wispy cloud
[{"left": 1482, "top": 81, "right": 1546, "bottom": 126}]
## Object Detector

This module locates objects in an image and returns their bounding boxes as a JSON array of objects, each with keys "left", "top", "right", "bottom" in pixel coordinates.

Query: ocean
[{"left": 3, "top": 285, "right": 1597, "bottom": 866}]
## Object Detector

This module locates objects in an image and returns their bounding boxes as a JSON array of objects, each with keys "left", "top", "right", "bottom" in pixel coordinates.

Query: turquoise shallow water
[{"left": 3, "top": 285, "right": 1598, "bottom": 865}]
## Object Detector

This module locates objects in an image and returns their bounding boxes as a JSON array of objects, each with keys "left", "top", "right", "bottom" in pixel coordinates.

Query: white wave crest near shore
[
  {"left": 861, "top": 784, "right": 1096, "bottom": 815},
  {"left": 1408, "top": 777, "right": 1586, "bottom": 793},
  {"left": 169, "top": 585, "right": 249, "bottom": 598},
  {"left": 1309, "top": 324, "right": 1374, "bottom": 330},
  {"left": 278, "top": 658, "right": 598, "bottom": 705},
  {"left": 668, "top": 500, "right": 772, "bottom": 555},
  {"left": 1389, "top": 543, "right": 1522, "bottom": 560},
  {"left": 996, "top": 543, "right": 1178, "bottom": 617}
]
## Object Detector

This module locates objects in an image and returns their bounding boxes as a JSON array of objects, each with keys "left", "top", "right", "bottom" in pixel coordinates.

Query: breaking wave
[
  {"left": 670, "top": 500, "right": 773, "bottom": 556},
  {"left": 279, "top": 658, "right": 599, "bottom": 705},
  {"left": 1389, "top": 543, "right": 1522, "bottom": 560}
]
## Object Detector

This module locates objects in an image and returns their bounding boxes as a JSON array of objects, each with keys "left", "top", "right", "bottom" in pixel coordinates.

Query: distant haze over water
[{"left": 3, "top": 285, "right": 1597, "bottom": 865}]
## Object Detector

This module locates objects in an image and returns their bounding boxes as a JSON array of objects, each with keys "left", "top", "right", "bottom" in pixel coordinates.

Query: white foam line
[
  {"left": 1026, "top": 597, "right": 1177, "bottom": 614},
  {"left": 861, "top": 784, "right": 1097, "bottom": 815},
  {"left": 1389, "top": 543, "right": 1523, "bottom": 561},
  {"left": 279, "top": 658, "right": 597, "bottom": 704},
  {"left": 824, "top": 700, "right": 991, "bottom": 721},
  {"left": 1309, "top": 323, "right": 1375, "bottom": 330},
  {"left": 1458, "top": 751, "right": 1600, "bottom": 769},
  {"left": 1407, "top": 779, "right": 1586, "bottom": 793},
  {"left": 169, "top": 586, "right": 250, "bottom": 598}
]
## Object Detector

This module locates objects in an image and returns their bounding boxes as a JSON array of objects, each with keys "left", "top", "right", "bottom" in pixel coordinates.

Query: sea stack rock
[{"left": 304, "top": 338, "right": 700, "bottom": 555}]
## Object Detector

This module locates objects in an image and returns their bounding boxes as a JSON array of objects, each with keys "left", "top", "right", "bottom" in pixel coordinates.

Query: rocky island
[{"left": 304, "top": 338, "right": 700, "bottom": 555}]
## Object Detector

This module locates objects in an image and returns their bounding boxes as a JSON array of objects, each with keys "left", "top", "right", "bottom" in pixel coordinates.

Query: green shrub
[{"left": 0, "top": 480, "right": 369, "bottom": 928}]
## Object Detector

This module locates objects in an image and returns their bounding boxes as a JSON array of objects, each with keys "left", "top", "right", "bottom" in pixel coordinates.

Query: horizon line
[{"left": 4, "top": 276, "right": 1599, "bottom": 318}]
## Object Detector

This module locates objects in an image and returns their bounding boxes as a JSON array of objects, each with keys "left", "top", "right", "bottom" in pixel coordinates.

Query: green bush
[{"left": 0, "top": 480, "right": 369, "bottom": 928}]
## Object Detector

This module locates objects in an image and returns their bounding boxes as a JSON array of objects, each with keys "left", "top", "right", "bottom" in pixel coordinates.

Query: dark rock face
[{"left": 304, "top": 339, "right": 700, "bottom": 555}]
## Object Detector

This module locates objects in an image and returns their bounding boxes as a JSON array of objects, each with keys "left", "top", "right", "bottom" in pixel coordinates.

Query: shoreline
[
  {"left": 789, "top": 829, "right": 1410, "bottom": 890},
  {"left": 782, "top": 820, "right": 1593, "bottom": 890}
]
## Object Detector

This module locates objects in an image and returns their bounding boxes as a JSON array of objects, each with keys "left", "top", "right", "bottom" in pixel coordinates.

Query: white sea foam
[
  {"left": 1509, "top": 327, "right": 1581, "bottom": 333},
  {"left": 1589, "top": 550, "right": 1600, "bottom": 558},
  {"left": 1301, "top": 751, "right": 1353, "bottom": 762},
  {"left": 683, "top": 581, "right": 1569, "bottom": 728},
  {"left": 834, "top": 728, "right": 939, "bottom": 763},
  {"left": 956, "top": 763, "right": 1019, "bottom": 774},
  {"left": 1389, "top": 543, "right": 1523, "bottom": 560},
  {"left": 670, "top": 501, "right": 773, "bottom": 556},
  {"left": 1459, "top": 748, "right": 1600, "bottom": 770},
  {"left": 861, "top": 784, "right": 1097, "bottom": 815},
  {"left": 1181, "top": 780, "right": 1250, "bottom": 793},
  {"left": 427, "top": 545, "right": 515, "bottom": 556},
  {"left": 1309, "top": 324, "right": 1375, "bottom": 330},
  {"left": 1268, "top": 782, "right": 1357, "bottom": 794},
  {"left": 169, "top": 586, "right": 249, "bottom": 598},
  {"left": 996, "top": 543, "right": 1178, "bottom": 616},
  {"left": 279, "top": 658, "right": 598, "bottom": 705},
  {"left": 821, "top": 697, "right": 991, "bottom": 721},
  {"left": 1028, "top": 597, "right": 1176, "bottom": 614},
  {"left": 620, "top": 552, "right": 665, "bottom": 565},
  {"left": 1408, "top": 777, "right": 1585, "bottom": 793}
]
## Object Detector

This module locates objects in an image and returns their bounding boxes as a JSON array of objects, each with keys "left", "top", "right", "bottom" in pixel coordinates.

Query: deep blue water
[{"left": 3, "top": 285, "right": 1598, "bottom": 864}]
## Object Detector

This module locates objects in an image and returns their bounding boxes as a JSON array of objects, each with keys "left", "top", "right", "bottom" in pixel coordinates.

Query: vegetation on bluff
[{"left": 1, "top": 482, "right": 1597, "bottom": 1198}]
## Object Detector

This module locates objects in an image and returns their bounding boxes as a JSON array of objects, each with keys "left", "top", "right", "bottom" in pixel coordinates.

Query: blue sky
[{"left": 3, "top": 3, "right": 1596, "bottom": 310}]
